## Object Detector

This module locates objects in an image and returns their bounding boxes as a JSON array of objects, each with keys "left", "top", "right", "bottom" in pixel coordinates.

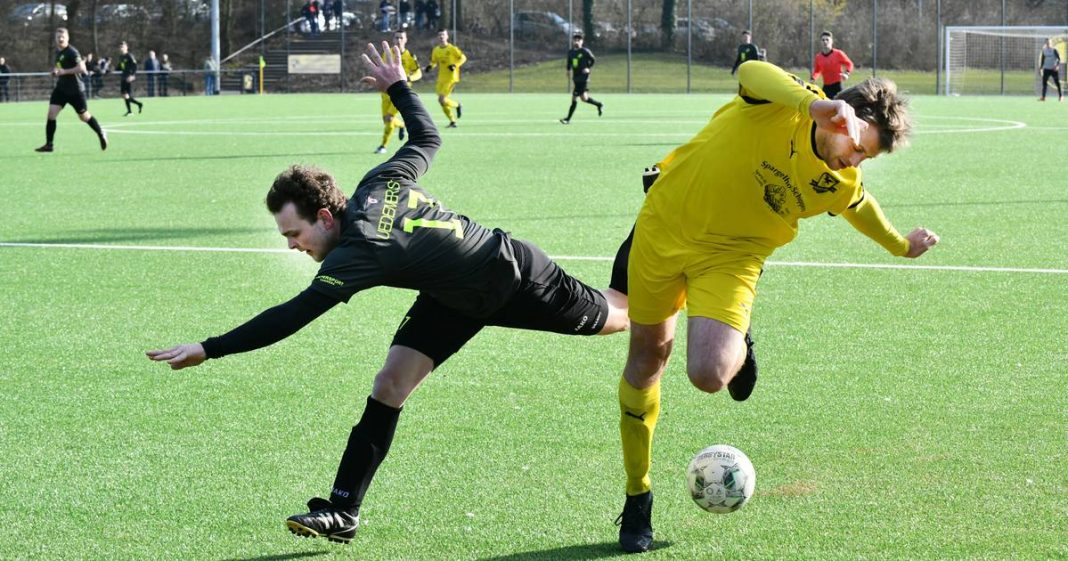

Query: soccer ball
[{"left": 686, "top": 444, "right": 756, "bottom": 513}]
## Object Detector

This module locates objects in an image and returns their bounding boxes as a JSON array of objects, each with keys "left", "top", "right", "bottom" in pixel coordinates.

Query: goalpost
[{"left": 944, "top": 26, "right": 1068, "bottom": 96}]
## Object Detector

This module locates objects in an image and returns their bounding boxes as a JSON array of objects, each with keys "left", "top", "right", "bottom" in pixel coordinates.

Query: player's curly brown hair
[
  {"left": 837, "top": 78, "right": 912, "bottom": 153},
  {"left": 265, "top": 165, "right": 348, "bottom": 222}
]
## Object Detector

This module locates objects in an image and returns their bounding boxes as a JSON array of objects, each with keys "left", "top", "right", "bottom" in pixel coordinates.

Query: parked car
[
  {"left": 676, "top": 17, "right": 731, "bottom": 40},
  {"left": 7, "top": 3, "right": 67, "bottom": 25},
  {"left": 94, "top": 3, "right": 151, "bottom": 24},
  {"left": 513, "top": 11, "right": 576, "bottom": 39}
]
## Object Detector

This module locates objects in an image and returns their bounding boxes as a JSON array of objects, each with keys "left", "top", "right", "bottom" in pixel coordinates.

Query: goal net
[{"left": 944, "top": 26, "right": 1068, "bottom": 96}]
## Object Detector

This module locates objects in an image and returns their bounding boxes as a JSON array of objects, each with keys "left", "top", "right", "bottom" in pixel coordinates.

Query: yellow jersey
[
  {"left": 430, "top": 44, "right": 466, "bottom": 83},
  {"left": 645, "top": 61, "right": 865, "bottom": 256}
]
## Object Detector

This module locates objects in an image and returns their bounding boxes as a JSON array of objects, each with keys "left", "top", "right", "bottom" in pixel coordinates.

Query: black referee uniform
[
  {"left": 561, "top": 44, "right": 603, "bottom": 123},
  {"left": 37, "top": 42, "right": 107, "bottom": 152},
  {"left": 117, "top": 52, "right": 143, "bottom": 114}
]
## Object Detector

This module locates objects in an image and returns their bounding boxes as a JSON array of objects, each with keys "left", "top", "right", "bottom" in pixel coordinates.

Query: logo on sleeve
[
  {"left": 810, "top": 172, "right": 840, "bottom": 194},
  {"left": 315, "top": 275, "right": 344, "bottom": 287}
]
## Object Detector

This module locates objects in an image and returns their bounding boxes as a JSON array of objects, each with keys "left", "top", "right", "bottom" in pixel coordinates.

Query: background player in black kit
[
  {"left": 36, "top": 28, "right": 107, "bottom": 153},
  {"left": 560, "top": 32, "right": 603, "bottom": 124},
  {"left": 117, "top": 41, "right": 143, "bottom": 116},
  {"left": 147, "top": 42, "right": 629, "bottom": 545}
]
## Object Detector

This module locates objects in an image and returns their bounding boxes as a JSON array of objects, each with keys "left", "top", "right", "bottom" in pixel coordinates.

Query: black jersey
[
  {"left": 566, "top": 47, "right": 595, "bottom": 78},
  {"left": 309, "top": 82, "right": 521, "bottom": 318},
  {"left": 117, "top": 53, "right": 138, "bottom": 77},
  {"left": 54, "top": 45, "right": 84, "bottom": 94},
  {"left": 732, "top": 43, "right": 760, "bottom": 73}
]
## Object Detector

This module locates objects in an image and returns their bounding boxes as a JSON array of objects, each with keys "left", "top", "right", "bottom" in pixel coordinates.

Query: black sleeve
[
  {"left": 732, "top": 47, "right": 743, "bottom": 74},
  {"left": 199, "top": 287, "right": 338, "bottom": 359},
  {"left": 359, "top": 80, "right": 441, "bottom": 183},
  {"left": 586, "top": 48, "right": 596, "bottom": 67}
]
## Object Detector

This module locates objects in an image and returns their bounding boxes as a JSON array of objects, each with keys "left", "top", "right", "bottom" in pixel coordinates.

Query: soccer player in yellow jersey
[
  {"left": 612, "top": 60, "right": 940, "bottom": 553},
  {"left": 424, "top": 28, "right": 466, "bottom": 127},
  {"left": 375, "top": 28, "right": 422, "bottom": 154}
]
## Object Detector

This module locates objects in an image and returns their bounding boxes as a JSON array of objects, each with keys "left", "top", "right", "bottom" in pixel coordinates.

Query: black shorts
[
  {"left": 572, "top": 78, "right": 589, "bottom": 97},
  {"left": 391, "top": 238, "right": 609, "bottom": 367},
  {"left": 822, "top": 82, "right": 843, "bottom": 99},
  {"left": 120, "top": 79, "right": 133, "bottom": 95},
  {"left": 49, "top": 87, "right": 88, "bottom": 114}
]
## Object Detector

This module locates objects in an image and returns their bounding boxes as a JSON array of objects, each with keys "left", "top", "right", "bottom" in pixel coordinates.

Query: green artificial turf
[{"left": 0, "top": 90, "right": 1065, "bottom": 560}]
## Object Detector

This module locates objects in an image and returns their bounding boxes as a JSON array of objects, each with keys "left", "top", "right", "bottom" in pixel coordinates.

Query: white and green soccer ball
[{"left": 686, "top": 444, "right": 756, "bottom": 513}]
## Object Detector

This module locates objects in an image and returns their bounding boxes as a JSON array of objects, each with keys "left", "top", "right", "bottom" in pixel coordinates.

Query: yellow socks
[
  {"left": 619, "top": 376, "right": 661, "bottom": 496},
  {"left": 381, "top": 120, "right": 396, "bottom": 148}
]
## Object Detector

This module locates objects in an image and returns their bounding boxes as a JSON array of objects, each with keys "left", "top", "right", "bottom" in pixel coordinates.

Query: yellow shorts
[
  {"left": 627, "top": 215, "right": 765, "bottom": 333},
  {"left": 381, "top": 93, "right": 398, "bottom": 117},
  {"left": 435, "top": 80, "right": 457, "bottom": 98}
]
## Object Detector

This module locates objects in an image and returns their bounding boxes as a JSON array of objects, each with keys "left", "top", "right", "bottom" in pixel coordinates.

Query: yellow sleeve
[
  {"left": 737, "top": 60, "right": 823, "bottom": 117},
  {"left": 429, "top": 48, "right": 440, "bottom": 68},
  {"left": 453, "top": 46, "right": 467, "bottom": 68},
  {"left": 403, "top": 51, "right": 422, "bottom": 82},
  {"left": 841, "top": 192, "right": 910, "bottom": 256}
]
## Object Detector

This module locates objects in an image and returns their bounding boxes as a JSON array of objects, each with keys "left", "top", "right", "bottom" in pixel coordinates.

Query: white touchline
[{"left": 1, "top": 242, "right": 1065, "bottom": 275}]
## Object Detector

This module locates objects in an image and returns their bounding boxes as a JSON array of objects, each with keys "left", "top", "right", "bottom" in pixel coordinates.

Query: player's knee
[
  {"left": 686, "top": 358, "right": 735, "bottom": 394},
  {"left": 626, "top": 340, "right": 672, "bottom": 378},
  {"left": 370, "top": 368, "right": 413, "bottom": 408}
]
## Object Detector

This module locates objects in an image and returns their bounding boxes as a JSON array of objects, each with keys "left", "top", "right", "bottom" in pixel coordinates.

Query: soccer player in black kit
[
  {"left": 36, "top": 28, "right": 108, "bottom": 153},
  {"left": 560, "top": 32, "right": 603, "bottom": 124},
  {"left": 117, "top": 41, "right": 143, "bottom": 116},
  {"left": 147, "top": 42, "right": 629, "bottom": 545}
]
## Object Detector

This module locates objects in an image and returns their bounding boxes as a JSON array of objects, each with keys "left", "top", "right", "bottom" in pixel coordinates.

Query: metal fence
[{"left": 3, "top": 0, "right": 1068, "bottom": 101}]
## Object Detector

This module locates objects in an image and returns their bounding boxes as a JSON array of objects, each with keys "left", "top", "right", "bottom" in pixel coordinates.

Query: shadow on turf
[
  {"left": 222, "top": 552, "right": 331, "bottom": 561},
  {"left": 479, "top": 540, "right": 673, "bottom": 560},
  {"left": 13, "top": 227, "right": 267, "bottom": 245}
]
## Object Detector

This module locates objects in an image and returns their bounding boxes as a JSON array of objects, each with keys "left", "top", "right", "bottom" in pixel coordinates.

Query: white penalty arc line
[{"left": 1, "top": 242, "right": 1065, "bottom": 275}]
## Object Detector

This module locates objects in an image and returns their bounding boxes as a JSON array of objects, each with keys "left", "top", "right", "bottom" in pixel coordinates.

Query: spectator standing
[
  {"left": 414, "top": 0, "right": 426, "bottom": 30},
  {"left": 379, "top": 0, "right": 394, "bottom": 32},
  {"left": 94, "top": 56, "right": 110, "bottom": 97},
  {"left": 0, "top": 57, "right": 10, "bottom": 102},
  {"left": 82, "top": 53, "right": 94, "bottom": 94},
  {"left": 144, "top": 50, "right": 160, "bottom": 97},
  {"left": 425, "top": 0, "right": 439, "bottom": 30},
  {"left": 160, "top": 53, "right": 172, "bottom": 96},
  {"left": 811, "top": 30, "right": 854, "bottom": 99},
  {"left": 398, "top": 0, "right": 411, "bottom": 27},
  {"left": 204, "top": 56, "right": 218, "bottom": 95},
  {"left": 332, "top": 0, "right": 343, "bottom": 30}
]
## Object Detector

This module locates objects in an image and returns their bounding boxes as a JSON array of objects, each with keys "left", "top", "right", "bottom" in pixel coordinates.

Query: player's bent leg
[
  {"left": 685, "top": 316, "right": 746, "bottom": 394},
  {"left": 370, "top": 345, "right": 435, "bottom": 408}
]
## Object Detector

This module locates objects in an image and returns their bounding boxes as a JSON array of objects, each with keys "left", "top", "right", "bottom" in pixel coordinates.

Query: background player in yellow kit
[
  {"left": 612, "top": 60, "right": 940, "bottom": 553},
  {"left": 424, "top": 29, "right": 466, "bottom": 128},
  {"left": 375, "top": 28, "right": 422, "bottom": 154}
]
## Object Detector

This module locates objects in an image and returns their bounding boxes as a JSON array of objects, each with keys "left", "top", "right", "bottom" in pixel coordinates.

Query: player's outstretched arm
[
  {"left": 360, "top": 41, "right": 441, "bottom": 179},
  {"left": 146, "top": 343, "right": 206, "bottom": 370},
  {"left": 146, "top": 288, "right": 337, "bottom": 370}
]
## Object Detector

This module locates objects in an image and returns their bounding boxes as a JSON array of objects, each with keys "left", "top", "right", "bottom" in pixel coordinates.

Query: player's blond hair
[
  {"left": 837, "top": 78, "right": 912, "bottom": 153},
  {"left": 266, "top": 165, "right": 348, "bottom": 222}
]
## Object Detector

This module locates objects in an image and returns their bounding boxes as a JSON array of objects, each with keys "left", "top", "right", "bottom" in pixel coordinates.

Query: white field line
[{"left": 1, "top": 241, "right": 1065, "bottom": 275}]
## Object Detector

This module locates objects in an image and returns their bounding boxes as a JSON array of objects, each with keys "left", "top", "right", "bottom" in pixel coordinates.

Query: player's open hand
[
  {"left": 360, "top": 41, "right": 406, "bottom": 92},
  {"left": 810, "top": 98, "right": 867, "bottom": 150},
  {"left": 904, "top": 227, "right": 940, "bottom": 258},
  {"left": 146, "top": 343, "right": 207, "bottom": 370}
]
